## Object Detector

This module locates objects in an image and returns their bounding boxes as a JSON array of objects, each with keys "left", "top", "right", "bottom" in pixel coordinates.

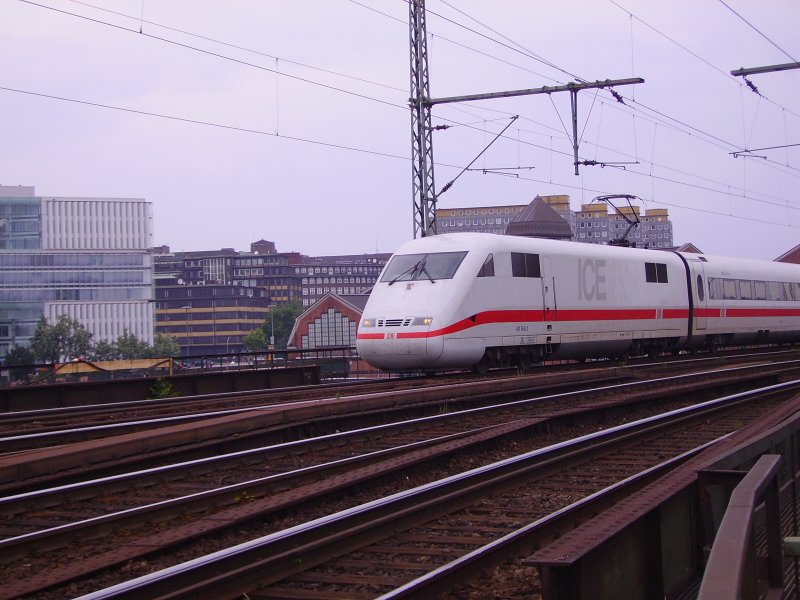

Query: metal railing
[
  {"left": 1, "top": 346, "right": 386, "bottom": 388},
  {"left": 698, "top": 454, "right": 785, "bottom": 600}
]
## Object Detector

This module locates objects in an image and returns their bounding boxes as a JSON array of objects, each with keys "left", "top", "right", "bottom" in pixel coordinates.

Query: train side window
[
  {"left": 697, "top": 275, "right": 704, "bottom": 301},
  {"left": 754, "top": 281, "right": 767, "bottom": 300},
  {"left": 739, "top": 280, "right": 753, "bottom": 300},
  {"left": 722, "top": 279, "right": 738, "bottom": 300},
  {"left": 645, "top": 263, "right": 656, "bottom": 282},
  {"left": 645, "top": 262, "right": 668, "bottom": 283},
  {"left": 511, "top": 252, "right": 541, "bottom": 278},
  {"left": 477, "top": 254, "right": 495, "bottom": 277}
]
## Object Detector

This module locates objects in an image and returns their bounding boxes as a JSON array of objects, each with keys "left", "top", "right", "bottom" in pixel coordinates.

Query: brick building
[
  {"left": 286, "top": 293, "right": 367, "bottom": 350},
  {"left": 776, "top": 244, "right": 800, "bottom": 264}
]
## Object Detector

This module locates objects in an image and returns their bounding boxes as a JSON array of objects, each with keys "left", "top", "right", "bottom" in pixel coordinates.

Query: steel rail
[
  {"left": 0, "top": 370, "right": 609, "bottom": 452},
  {"left": 3, "top": 359, "right": 794, "bottom": 504},
  {"left": 2, "top": 358, "right": 797, "bottom": 599},
  {"left": 0, "top": 378, "right": 374, "bottom": 419},
  {"left": 3, "top": 346, "right": 793, "bottom": 426},
  {"left": 379, "top": 438, "right": 725, "bottom": 599},
  {"left": 76, "top": 379, "right": 800, "bottom": 600},
  {"left": 0, "top": 422, "right": 498, "bottom": 553},
  {"left": 4, "top": 358, "right": 796, "bottom": 453}
]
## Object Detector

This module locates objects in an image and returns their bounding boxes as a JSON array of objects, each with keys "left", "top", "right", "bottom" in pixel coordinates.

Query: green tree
[
  {"left": 4, "top": 345, "right": 36, "bottom": 366},
  {"left": 92, "top": 333, "right": 180, "bottom": 361},
  {"left": 242, "top": 328, "right": 268, "bottom": 352},
  {"left": 152, "top": 334, "right": 181, "bottom": 357},
  {"left": 115, "top": 330, "right": 152, "bottom": 359},
  {"left": 4, "top": 345, "right": 37, "bottom": 382},
  {"left": 92, "top": 340, "right": 119, "bottom": 361},
  {"left": 270, "top": 301, "right": 303, "bottom": 349},
  {"left": 30, "top": 316, "right": 59, "bottom": 363},
  {"left": 30, "top": 315, "right": 93, "bottom": 363}
]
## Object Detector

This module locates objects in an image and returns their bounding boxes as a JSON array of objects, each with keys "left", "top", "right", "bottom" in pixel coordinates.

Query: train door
[
  {"left": 691, "top": 261, "right": 707, "bottom": 331},
  {"left": 541, "top": 256, "right": 556, "bottom": 323}
]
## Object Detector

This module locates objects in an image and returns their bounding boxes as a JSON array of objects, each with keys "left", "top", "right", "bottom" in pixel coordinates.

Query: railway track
[
  {"left": 70, "top": 380, "right": 800, "bottom": 600},
  {"left": 0, "top": 368, "right": 634, "bottom": 492},
  {"left": 2, "top": 347, "right": 794, "bottom": 464},
  {"left": 2, "top": 346, "right": 793, "bottom": 444},
  {"left": 3, "top": 361, "right": 800, "bottom": 598},
  {"left": 1, "top": 356, "right": 794, "bottom": 496}
]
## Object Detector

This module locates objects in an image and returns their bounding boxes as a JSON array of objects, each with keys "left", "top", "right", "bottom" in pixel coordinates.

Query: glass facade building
[{"left": 0, "top": 186, "right": 154, "bottom": 359}]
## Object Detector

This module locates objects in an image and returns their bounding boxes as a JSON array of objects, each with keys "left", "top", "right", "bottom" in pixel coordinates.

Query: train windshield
[{"left": 381, "top": 251, "right": 468, "bottom": 284}]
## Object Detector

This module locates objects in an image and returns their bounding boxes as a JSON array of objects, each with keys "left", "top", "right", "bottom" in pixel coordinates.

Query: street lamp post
[
  {"left": 181, "top": 305, "right": 191, "bottom": 357},
  {"left": 270, "top": 308, "right": 275, "bottom": 348}
]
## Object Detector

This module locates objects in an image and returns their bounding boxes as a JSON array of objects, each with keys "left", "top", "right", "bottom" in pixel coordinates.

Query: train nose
[{"left": 356, "top": 316, "right": 442, "bottom": 369}]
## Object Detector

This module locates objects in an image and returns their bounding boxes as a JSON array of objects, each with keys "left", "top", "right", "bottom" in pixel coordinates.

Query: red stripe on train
[{"left": 357, "top": 305, "right": 800, "bottom": 341}]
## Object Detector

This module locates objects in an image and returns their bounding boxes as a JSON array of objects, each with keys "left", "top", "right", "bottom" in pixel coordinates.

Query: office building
[
  {"left": 153, "top": 242, "right": 390, "bottom": 354},
  {"left": 0, "top": 185, "right": 154, "bottom": 359},
  {"left": 435, "top": 203, "right": 527, "bottom": 234},
  {"left": 153, "top": 244, "right": 290, "bottom": 356},
  {"left": 574, "top": 203, "right": 673, "bottom": 248},
  {"left": 298, "top": 253, "right": 390, "bottom": 308},
  {"left": 154, "top": 280, "right": 269, "bottom": 356}
]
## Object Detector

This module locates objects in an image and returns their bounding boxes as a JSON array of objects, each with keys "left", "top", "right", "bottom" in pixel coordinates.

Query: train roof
[
  {"left": 392, "top": 232, "right": 680, "bottom": 262},
  {"left": 391, "top": 233, "right": 800, "bottom": 279}
]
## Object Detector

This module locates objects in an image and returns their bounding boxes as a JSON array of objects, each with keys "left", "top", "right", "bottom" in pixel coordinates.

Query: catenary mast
[
  {"left": 409, "top": 0, "right": 437, "bottom": 238},
  {"left": 409, "top": 2, "right": 643, "bottom": 238}
]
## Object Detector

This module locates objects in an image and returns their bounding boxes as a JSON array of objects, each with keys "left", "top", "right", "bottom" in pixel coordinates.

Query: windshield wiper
[
  {"left": 388, "top": 261, "right": 420, "bottom": 285},
  {"left": 419, "top": 263, "right": 436, "bottom": 284}
]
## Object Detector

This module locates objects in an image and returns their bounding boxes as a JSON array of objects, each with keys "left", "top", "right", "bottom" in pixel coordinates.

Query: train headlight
[
  {"left": 361, "top": 318, "right": 375, "bottom": 327},
  {"left": 412, "top": 317, "right": 433, "bottom": 326}
]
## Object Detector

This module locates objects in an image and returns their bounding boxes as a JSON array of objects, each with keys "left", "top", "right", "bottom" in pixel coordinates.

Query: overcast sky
[{"left": 2, "top": 0, "right": 798, "bottom": 260}]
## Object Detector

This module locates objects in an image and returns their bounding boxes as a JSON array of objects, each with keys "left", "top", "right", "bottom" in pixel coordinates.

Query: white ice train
[{"left": 356, "top": 233, "right": 800, "bottom": 371}]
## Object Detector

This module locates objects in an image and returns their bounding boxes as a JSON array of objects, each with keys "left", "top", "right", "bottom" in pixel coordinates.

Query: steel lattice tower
[{"left": 409, "top": 0, "right": 436, "bottom": 238}]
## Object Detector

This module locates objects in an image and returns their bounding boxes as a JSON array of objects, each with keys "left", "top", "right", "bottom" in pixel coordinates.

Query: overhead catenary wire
[
  {"left": 414, "top": 1, "right": 800, "bottom": 193},
  {"left": 717, "top": 0, "right": 798, "bottom": 63},
  {"left": 17, "top": 0, "right": 408, "bottom": 111},
  {"left": 435, "top": 0, "right": 575, "bottom": 83},
  {"left": 406, "top": 0, "right": 800, "bottom": 183},
  {"left": 422, "top": 0, "right": 585, "bottom": 83},
  {"left": 4, "top": 82, "right": 795, "bottom": 216},
  {"left": 64, "top": 0, "right": 409, "bottom": 95},
  {"left": 425, "top": 0, "right": 800, "bottom": 146},
  {"left": 607, "top": 0, "right": 800, "bottom": 119},
  {"left": 10, "top": 0, "right": 798, "bottom": 226},
  {"left": 30, "top": 0, "right": 796, "bottom": 184},
  {"left": 62, "top": 0, "right": 800, "bottom": 168},
  {"left": 0, "top": 85, "right": 410, "bottom": 162}
]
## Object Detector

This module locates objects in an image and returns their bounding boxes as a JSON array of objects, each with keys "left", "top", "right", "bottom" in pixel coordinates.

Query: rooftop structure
[{"left": 505, "top": 195, "right": 573, "bottom": 240}]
